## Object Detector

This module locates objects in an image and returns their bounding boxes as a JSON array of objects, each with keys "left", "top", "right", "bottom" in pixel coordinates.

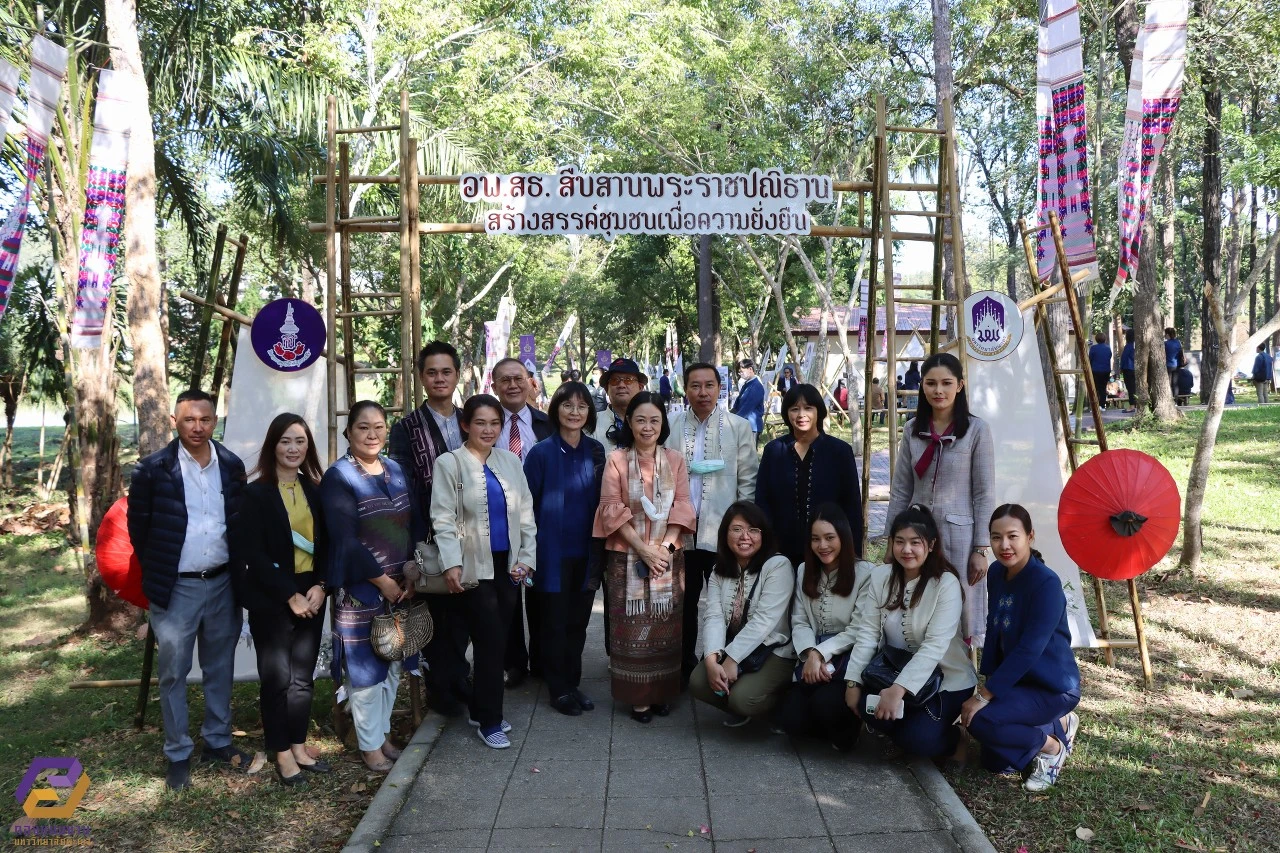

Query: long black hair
[
  {"left": 989, "top": 503, "right": 1045, "bottom": 561},
  {"left": 714, "top": 501, "right": 778, "bottom": 579},
  {"left": 884, "top": 504, "right": 961, "bottom": 610},
  {"left": 250, "top": 413, "right": 324, "bottom": 487},
  {"left": 912, "top": 352, "right": 973, "bottom": 439},
  {"left": 802, "top": 502, "right": 857, "bottom": 599}
]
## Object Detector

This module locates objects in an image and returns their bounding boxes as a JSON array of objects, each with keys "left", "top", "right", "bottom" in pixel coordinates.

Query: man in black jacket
[
  {"left": 389, "top": 341, "right": 471, "bottom": 716},
  {"left": 127, "top": 389, "right": 249, "bottom": 790},
  {"left": 492, "top": 357, "right": 553, "bottom": 687}
]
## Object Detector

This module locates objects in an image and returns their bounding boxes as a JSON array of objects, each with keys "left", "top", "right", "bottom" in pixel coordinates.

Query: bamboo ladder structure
[
  {"left": 859, "top": 96, "right": 972, "bottom": 550},
  {"left": 1016, "top": 210, "right": 1154, "bottom": 686},
  {"left": 313, "top": 91, "right": 426, "bottom": 728}
]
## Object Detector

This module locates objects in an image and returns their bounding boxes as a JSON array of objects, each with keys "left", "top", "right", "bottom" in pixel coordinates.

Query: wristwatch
[
  {"left": 665, "top": 542, "right": 676, "bottom": 554},
  {"left": 714, "top": 650, "right": 727, "bottom": 665},
  {"left": 845, "top": 680, "right": 860, "bottom": 689},
  {"left": 972, "top": 547, "right": 989, "bottom": 556}
]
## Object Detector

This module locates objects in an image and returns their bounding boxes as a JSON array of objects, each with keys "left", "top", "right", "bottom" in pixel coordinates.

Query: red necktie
[{"left": 509, "top": 417, "right": 523, "bottom": 457}]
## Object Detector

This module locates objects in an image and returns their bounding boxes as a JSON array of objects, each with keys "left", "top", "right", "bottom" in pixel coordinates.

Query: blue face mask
[
  {"left": 688, "top": 459, "right": 726, "bottom": 475},
  {"left": 291, "top": 530, "right": 315, "bottom": 555}
]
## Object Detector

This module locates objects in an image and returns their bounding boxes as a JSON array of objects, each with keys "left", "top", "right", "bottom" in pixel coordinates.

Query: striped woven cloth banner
[
  {"left": 0, "top": 59, "right": 19, "bottom": 147},
  {"left": 70, "top": 69, "right": 131, "bottom": 349},
  {"left": 1114, "top": 0, "right": 1188, "bottom": 289},
  {"left": 0, "top": 36, "right": 68, "bottom": 322},
  {"left": 1035, "top": 0, "right": 1098, "bottom": 282}
]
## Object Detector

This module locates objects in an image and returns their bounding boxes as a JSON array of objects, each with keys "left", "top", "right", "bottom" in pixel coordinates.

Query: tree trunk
[
  {"left": 106, "top": 0, "right": 171, "bottom": 457},
  {"left": 930, "top": 0, "right": 957, "bottom": 304},
  {"left": 1199, "top": 7, "right": 1223, "bottom": 404},
  {"left": 1136, "top": 217, "right": 1181, "bottom": 419},
  {"left": 1005, "top": 223, "right": 1019, "bottom": 300},
  {"left": 1179, "top": 365, "right": 1233, "bottom": 572}
]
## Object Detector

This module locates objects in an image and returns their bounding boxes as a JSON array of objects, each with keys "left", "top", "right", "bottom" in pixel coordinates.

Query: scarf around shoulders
[{"left": 625, "top": 447, "right": 677, "bottom": 618}]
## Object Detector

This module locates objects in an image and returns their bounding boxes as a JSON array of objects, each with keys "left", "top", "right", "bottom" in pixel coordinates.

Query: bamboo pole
[
  {"left": 339, "top": 142, "right": 357, "bottom": 408},
  {"left": 325, "top": 95, "right": 339, "bottom": 464},
  {"left": 189, "top": 224, "right": 228, "bottom": 388},
  {"left": 209, "top": 233, "right": 249, "bottom": 406},
  {"left": 408, "top": 138, "right": 423, "bottom": 406}
]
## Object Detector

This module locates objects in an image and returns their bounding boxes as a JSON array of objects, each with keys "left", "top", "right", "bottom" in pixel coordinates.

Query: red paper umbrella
[
  {"left": 96, "top": 497, "right": 149, "bottom": 609},
  {"left": 1058, "top": 449, "right": 1181, "bottom": 581}
]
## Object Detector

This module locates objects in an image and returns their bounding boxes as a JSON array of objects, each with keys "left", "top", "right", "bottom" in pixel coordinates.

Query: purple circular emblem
[{"left": 250, "top": 298, "right": 326, "bottom": 372}]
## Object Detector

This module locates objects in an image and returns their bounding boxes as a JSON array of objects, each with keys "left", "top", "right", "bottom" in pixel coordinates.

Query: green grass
[{"left": 948, "top": 404, "right": 1280, "bottom": 853}]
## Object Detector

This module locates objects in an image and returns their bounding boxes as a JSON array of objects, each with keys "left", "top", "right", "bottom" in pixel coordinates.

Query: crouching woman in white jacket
[{"left": 844, "top": 504, "right": 975, "bottom": 760}]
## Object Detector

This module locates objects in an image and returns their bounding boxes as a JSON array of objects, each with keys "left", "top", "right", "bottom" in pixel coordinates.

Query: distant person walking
[
  {"left": 1088, "top": 333, "right": 1112, "bottom": 407},
  {"left": 1164, "top": 328, "right": 1184, "bottom": 399},
  {"left": 731, "top": 359, "right": 767, "bottom": 440},
  {"left": 659, "top": 369, "right": 674, "bottom": 409},
  {"left": 1252, "top": 344, "right": 1272, "bottom": 405},
  {"left": 1120, "top": 329, "right": 1136, "bottom": 412}
]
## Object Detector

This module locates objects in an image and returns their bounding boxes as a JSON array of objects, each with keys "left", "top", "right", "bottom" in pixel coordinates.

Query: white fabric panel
[{"left": 967, "top": 309, "right": 1099, "bottom": 648}]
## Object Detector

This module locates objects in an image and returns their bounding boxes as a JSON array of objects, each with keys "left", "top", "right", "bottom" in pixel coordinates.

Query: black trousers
[
  {"left": 1091, "top": 371, "right": 1110, "bottom": 406},
  {"left": 776, "top": 680, "right": 861, "bottom": 750},
  {"left": 459, "top": 560, "right": 517, "bottom": 728},
  {"left": 1122, "top": 369, "right": 1136, "bottom": 408},
  {"left": 247, "top": 605, "right": 323, "bottom": 753},
  {"left": 422, "top": 592, "right": 471, "bottom": 704},
  {"left": 537, "top": 558, "right": 595, "bottom": 699},
  {"left": 504, "top": 578, "right": 542, "bottom": 675},
  {"left": 681, "top": 549, "right": 717, "bottom": 680}
]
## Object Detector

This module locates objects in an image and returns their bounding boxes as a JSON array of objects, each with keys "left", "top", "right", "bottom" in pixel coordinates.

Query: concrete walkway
[{"left": 367, "top": 601, "right": 991, "bottom": 853}]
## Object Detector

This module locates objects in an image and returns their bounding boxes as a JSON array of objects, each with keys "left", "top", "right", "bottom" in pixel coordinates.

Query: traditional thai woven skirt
[{"left": 605, "top": 550, "right": 684, "bottom": 705}]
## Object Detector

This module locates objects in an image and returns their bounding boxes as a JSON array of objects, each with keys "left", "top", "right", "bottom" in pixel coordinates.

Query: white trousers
[{"left": 349, "top": 661, "right": 401, "bottom": 751}]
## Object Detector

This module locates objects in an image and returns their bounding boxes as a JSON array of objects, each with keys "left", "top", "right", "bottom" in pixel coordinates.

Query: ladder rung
[
  {"left": 335, "top": 124, "right": 398, "bottom": 135},
  {"left": 896, "top": 298, "right": 954, "bottom": 306},
  {"left": 336, "top": 309, "right": 402, "bottom": 318},
  {"left": 312, "top": 174, "right": 400, "bottom": 186},
  {"left": 336, "top": 407, "right": 406, "bottom": 417},
  {"left": 887, "top": 181, "right": 941, "bottom": 192},
  {"left": 886, "top": 125, "right": 946, "bottom": 135},
  {"left": 1068, "top": 437, "right": 1101, "bottom": 445},
  {"left": 349, "top": 292, "right": 403, "bottom": 300},
  {"left": 1021, "top": 224, "right": 1043, "bottom": 237},
  {"left": 1042, "top": 297, "right": 1067, "bottom": 305},
  {"left": 1055, "top": 369, "right": 1084, "bottom": 375},
  {"left": 337, "top": 215, "right": 398, "bottom": 227},
  {"left": 353, "top": 367, "right": 403, "bottom": 375},
  {"left": 889, "top": 209, "right": 950, "bottom": 218}
]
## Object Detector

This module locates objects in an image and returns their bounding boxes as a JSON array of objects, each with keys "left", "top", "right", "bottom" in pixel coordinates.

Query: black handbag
[{"left": 860, "top": 645, "right": 943, "bottom": 708}]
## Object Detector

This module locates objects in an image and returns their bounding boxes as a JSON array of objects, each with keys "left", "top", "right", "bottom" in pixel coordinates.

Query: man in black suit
[
  {"left": 127, "top": 389, "right": 250, "bottom": 791},
  {"left": 492, "top": 357, "right": 552, "bottom": 687},
  {"left": 389, "top": 341, "right": 471, "bottom": 716}
]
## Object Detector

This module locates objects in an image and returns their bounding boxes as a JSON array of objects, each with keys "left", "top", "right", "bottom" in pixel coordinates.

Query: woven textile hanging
[
  {"left": 0, "top": 36, "right": 68, "bottom": 322},
  {"left": 70, "top": 69, "right": 131, "bottom": 349},
  {"left": 0, "top": 60, "right": 19, "bottom": 147},
  {"left": 1035, "top": 0, "right": 1098, "bottom": 282},
  {"left": 1114, "top": 0, "right": 1189, "bottom": 289}
]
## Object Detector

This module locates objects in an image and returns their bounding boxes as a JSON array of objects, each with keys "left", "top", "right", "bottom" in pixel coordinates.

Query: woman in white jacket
[
  {"left": 689, "top": 501, "right": 795, "bottom": 726},
  {"left": 776, "top": 504, "right": 875, "bottom": 751},
  {"left": 844, "top": 504, "right": 976, "bottom": 760},
  {"left": 431, "top": 395, "right": 537, "bottom": 750}
]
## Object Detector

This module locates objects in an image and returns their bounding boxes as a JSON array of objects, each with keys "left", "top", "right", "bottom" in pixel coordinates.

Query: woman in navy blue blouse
[
  {"left": 962, "top": 504, "right": 1081, "bottom": 792},
  {"left": 524, "top": 382, "right": 606, "bottom": 717},
  {"left": 754, "top": 384, "right": 862, "bottom": 565}
]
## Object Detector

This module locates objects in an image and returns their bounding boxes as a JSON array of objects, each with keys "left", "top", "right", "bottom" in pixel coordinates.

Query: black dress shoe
[
  {"left": 630, "top": 708, "right": 653, "bottom": 724},
  {"left": 202, "top": 745, "right": 252, "bottom": 772},
  {"left": 504, "top": 668, "right": 528, "bottom": 689},
  {"left": 298, "top": 759, "right": 332, "bottom": 774},
  {"left": 652, "top": 703, "right": 671, "bottom": 717},
  {"left": 571, "top": 689, "right": 595, "bottom": 711},
  {"left": 165, "top": 759, "right": 191, "bottom": 791},
  {"left": 550, "top": 694, "right": 583, "bottom": 716},
  {"left": 276, "top": 765, "right": 308, "bottom": 787}
]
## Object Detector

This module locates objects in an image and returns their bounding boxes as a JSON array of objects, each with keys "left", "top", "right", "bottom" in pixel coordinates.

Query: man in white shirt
[
  {"left": 127, "top": 390, "right": 249, "bottom": 790},
  {"left": 666, "top": 363, "right": 760, "bottom": 685},
  {"left": 491, "top": 358, "right": 552, "bottom": 687},
  {"left": 591, "top": 357, "right": 648, "bottom": 451}
]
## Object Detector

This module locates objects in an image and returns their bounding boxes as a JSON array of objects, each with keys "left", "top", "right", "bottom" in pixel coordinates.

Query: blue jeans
[{"left": 148, "top": 573, "right": 242, "bottom": 761}]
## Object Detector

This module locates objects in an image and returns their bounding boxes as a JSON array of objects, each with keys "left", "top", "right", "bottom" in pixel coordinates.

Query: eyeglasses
[
  {"left": 729, "top": 525, "right": 763, "bottom": 538},
  {"left": 496, "top": 375, "right": 526, "bottom": 386},
  {"left": 561, "top": 403, "right": 590, "bottom": 414},
  {"left": 608, "top": 376, "right": 639, "bottom": 388}
]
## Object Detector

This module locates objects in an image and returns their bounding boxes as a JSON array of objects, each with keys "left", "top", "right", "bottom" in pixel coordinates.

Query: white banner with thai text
[{"left": 460, "top": 167, "right": 832, "bottom": 240}]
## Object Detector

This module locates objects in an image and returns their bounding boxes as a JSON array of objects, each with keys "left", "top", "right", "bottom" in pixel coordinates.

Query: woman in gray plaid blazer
[{"left": 885, "top": 353, "right": 995, "bottom": 643}]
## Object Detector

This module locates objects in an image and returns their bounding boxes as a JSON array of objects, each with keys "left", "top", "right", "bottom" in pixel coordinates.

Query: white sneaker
[
  {"left": 476, "top": 726, "right": 511, "bottom": 750},
  {"left": 1023, "top": 744, "right": 1069, "bottom": 791},
  {"left": 1061, "top": 712, "right": 1080, "bottom": 755},
  {"left": 468, "top": 718, "right": 512, "bottom": 733}
]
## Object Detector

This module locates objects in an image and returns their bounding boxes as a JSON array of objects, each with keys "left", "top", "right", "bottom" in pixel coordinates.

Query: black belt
[{"left": 178, "top": 564, "right": 228, "bottom": 580}]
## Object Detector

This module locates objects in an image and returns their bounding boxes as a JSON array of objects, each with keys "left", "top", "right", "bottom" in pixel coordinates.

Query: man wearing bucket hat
[{"left": 592, "top": 357, "right": 649, "bottom": 452}]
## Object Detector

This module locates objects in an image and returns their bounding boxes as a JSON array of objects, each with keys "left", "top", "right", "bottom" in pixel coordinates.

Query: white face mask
[{"left": 688, "top": 459, "right": 726, "bottom": 475}]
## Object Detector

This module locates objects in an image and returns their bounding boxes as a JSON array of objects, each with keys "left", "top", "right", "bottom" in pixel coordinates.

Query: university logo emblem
[
  {"left": 250, "top": 298, "right": 326, "bottom": 372},
  {"left": 963, "top": 291, "right": 1023, "bottom": 362}
]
